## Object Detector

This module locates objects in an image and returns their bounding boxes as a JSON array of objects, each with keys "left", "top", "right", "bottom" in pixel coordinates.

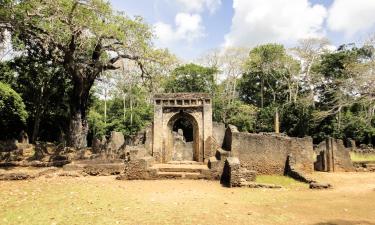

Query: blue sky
[{"left": 110, "top": 0, "right": 375, "bottom": 60}]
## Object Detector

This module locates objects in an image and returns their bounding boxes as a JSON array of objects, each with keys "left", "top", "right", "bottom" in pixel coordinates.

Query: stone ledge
[{"left": 240, "top": 182, "right": 282, "bottom": 189}]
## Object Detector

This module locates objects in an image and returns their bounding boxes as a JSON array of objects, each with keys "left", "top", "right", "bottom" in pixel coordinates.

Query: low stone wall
[
  {"left": 224, "top": 128, "right": 314, "bottom": 175},
  {"left": 220, "top": 157, "right": 256, "bottom": 187}
]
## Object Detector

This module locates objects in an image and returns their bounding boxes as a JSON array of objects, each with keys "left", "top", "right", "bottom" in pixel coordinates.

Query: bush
[{"left": 0, "top": 82, "right": 28, "bottom": 139}]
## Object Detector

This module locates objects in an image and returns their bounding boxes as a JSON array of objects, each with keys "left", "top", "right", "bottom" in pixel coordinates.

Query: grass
[
  {"left": 256, "top": 175, "right": 308, "bottom": 188},
  {"left": 350, "top": 152, "right": 375, "bottom": 162},
  {"left": 1, "top": 174, "right": 375, "bottom": 224}
]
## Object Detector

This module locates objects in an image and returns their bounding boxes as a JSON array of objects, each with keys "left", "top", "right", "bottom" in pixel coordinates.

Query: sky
[{"left": 110, "top": 0, "right": 375, "bottom": 60}]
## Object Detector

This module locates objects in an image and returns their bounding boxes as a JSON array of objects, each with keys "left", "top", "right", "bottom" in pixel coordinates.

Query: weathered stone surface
[
  {"left": 107, "top": 131, "right": 125, "bottom": 153},
  {"left": 213, "top": 122, "right": 226, "bottom": 147},
  {"left": 152, "top": 93, "right": 212, "bottom": 163},
  {"left": 62, "top": 159, "right": 124, "bottom": 176},
  {"left": 119, "top": 156, "right": 156, "bottom": 180},
  {"left": 285, "top": 154, "right": 316, "bottom": 183},
  {"left": 0, "top": 172, "right": 32, "bottom": 180},
  {"left": 221, "top": 157, "right": 256, "bottom": 187},
  {"left": 223, "top": 127, "right": 314, "bottom": 175},
  {"left": 314, "top": 138, "right": 354, "bottom": 172},
  {"left": 204, "top": 136, "right": 220, "bottom": 161},
  {"left": 240, "top": 182, "right": 282, "bottom": 189},
  {"left": 0, "top": 167, "right": 58, "bottom": 180},
  {"left": 309, "top": 182, "right": 332, "bottom": 189}
]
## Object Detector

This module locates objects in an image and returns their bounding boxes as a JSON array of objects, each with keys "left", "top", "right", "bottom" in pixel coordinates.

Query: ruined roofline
[{"left": 154, "top": 92, "right": 211, "bottom": 100}]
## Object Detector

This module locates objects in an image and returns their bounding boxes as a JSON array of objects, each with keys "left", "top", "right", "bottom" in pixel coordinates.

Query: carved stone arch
[
  {"left": 152, "top": 93, "right": 212, "bottom": 163},
  {"left": 166, "top": 111, "right": 200, "bottom": 162}
]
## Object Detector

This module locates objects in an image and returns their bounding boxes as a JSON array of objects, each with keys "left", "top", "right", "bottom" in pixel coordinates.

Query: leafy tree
[
  {"left": 240, "top": 44, "right": 299, "bottom": 108},
  {"left": 225, "top": 100, "right": 258, "bottom": 132},
  {"left": 2, "top": 0, "right": 166, "bottom": 148},
  {"left": 255, "top": 105, "right": 276, "bottom": 133},
  {"left": 0, "top": 82, "right": 28, "bottom": 139},
  {"left": 165, "top": 63, "right": 218, "bottom": 93},
  {"left": 11, "top": 56, "right": 71, "bottom": 142},
  {"left": 280, "top": 100, "right": 314, "bottom": 137}
]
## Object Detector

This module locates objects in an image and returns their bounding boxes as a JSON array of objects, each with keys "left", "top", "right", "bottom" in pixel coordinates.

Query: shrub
[{"left": 0, "top": 82, "right": 28, "bottom": 139}]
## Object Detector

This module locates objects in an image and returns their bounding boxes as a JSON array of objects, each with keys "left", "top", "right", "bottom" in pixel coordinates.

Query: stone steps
[
  {"left": 156, "top": 171, "right": 201, "bottom": 179},
  {"left": 151, "top": 163, "right": 210, "bottom": 180},
  {"left": 166, "top": 161, "right": 202, "bottom": 165}
]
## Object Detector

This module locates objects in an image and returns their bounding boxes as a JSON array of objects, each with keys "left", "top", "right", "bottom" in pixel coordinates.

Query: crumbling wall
[
  {"left": 225, "top": 127, "right": 314, "bottom": 175},
  {"left": 213, "top": 122, "right": 226, "bottom": 147},
  {"left": 314, "top": 138, "right": 354, "bottom": 172},
  {"left": 223, "top": 125, "right": 238, "bottom": 152},
  {"left": 220, "top": 157, "right": 256, "bottom": 187}
]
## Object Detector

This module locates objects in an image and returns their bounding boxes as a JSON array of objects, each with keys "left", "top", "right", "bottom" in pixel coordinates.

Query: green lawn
[
  {"left": 350, "top": 152, "right": 375, "bottom": 162},
  {"left": 256, "top": 175, "right": 308, "bottom": 188}
]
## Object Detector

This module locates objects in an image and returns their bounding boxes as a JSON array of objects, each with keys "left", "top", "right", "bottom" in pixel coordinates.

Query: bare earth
[{"left": 0, "top": 172, "right": 375, "bottom": 225}]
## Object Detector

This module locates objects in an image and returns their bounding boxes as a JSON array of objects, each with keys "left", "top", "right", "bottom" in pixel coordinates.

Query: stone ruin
[{"left": 0, "top": 93, "right": 358, "bottom": 188}]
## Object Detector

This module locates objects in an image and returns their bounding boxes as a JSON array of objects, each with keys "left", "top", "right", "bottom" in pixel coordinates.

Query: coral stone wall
[
  {"left": 212, "top": 122, "right": 226, "bottom": 147},
  {"left": 226, "top": 129, "right": 314, "bottom": 175}
]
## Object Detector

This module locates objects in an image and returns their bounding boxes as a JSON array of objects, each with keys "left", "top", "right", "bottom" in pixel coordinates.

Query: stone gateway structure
[
  {"left": 152, "top": 93, "right": 212, "bottom": 163},
  {"left": 113, "top": 92, "right": 354, "bottom": 186},
  {"left": 2, "top": 92, "right": 354, "bottom": 188}
]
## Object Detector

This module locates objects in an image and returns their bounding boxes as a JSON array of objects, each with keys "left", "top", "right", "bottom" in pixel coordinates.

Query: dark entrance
[
  {"left": 167, "top": 112, "right": 199, "bottom": 162},
  {"left": 172, "top": 118, "right": 194, "bottom": 142}
]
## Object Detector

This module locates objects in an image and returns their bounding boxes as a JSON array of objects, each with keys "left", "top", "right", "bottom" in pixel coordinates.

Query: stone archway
[
  {"left": 167, "top": 112, "right": 199, "bottom": 162},
  {"left": 152, "top": 93, "right": 213, "bottom": 163}
]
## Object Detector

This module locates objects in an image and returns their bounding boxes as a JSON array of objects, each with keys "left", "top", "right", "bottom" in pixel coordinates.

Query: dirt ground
[{"left": 0, "top": 172, "right": 375, "bottom": 225}]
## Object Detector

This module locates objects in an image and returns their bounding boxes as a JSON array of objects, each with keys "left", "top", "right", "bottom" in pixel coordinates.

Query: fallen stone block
[
  {"left": 0, "top": 173, "right": 32, "bottom": 180},
  {"left": 309, "top": 182, "right": 332, "bottom": 189},
  {"left": 240, "top": 181, "right": 282, "bottom": 189}
]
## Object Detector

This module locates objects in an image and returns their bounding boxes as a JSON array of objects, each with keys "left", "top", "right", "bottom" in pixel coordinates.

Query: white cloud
[
  {"left": 327, "top": 0, "right": 375, "bottom": 36},
  {"left": 224, "top": 0, "right": 327, "bottom": 48},
  {"left": 174, "top": 0, "right": 221, "bottom": 14},
  {"left": 154, "top": 13, "right": 205, "bottom": 45}
]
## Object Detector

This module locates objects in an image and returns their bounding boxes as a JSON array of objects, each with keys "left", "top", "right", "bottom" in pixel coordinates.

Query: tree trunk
[
  {"left": 68, "top": 73, "right": 94, "bottom": 149},
  {"left": 31, "top": 111, "right": 41, "bottom": 143},
  {"left": 31, "top": 90, "right": 43, "bottom": 143},
  {"left": 69, "top": 111, "right": 88, "bottom": 149},
  {"left": 123, "top": 93, "right": 126, "bottom": 121},
  {"left": 104, "top": 88, "right": 107, "bottom": 125},
  {"left": 275, "top": 108, "right": 280, "bottom": 134},
  {"left": 261, "top": 78, "right": 264, "bottom": 108}
]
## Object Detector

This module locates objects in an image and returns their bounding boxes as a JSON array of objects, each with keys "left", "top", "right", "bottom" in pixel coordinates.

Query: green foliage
[
  {"left": 280, "top": 101, "right": 314, "bottom": 137},
  {"left": 0, "top": 82, "right": 28, "bottom": 139},
  {"left": 341, "top": 110, "right": 375, "bottom": 145},
  {"left": 87, "top": 86, "right": 152, "bottom": 138},
  {"left": 255, "top": 105, "right": 276, "bottom": 132},
  {"left": 226, "top": 101, "right": 258, "bottom": 132},
  {"left": 239, "top": 44, "right": 300, "bottom": 107},
  {"left": 87, "top": 110, "right": 106, "bottom": 138},
  {"left": 0, "top": 61, "right": 16, "bottom": 86},
  {"left": 165, "top": 63, "right": 217, "bottom": 93}
]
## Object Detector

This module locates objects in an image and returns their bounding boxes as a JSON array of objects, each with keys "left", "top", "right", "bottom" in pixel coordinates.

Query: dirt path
[{"left": 0, "top": 172, "right": 374, "bottom": 225}]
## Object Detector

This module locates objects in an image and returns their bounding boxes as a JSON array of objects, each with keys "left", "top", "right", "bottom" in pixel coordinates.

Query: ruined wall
[
  {"left": 212, "top": 122, "right": 226, "bottom": 147},
  {"left": 314, "top": 138, "right": 354, "bottom": 172},
  {"left": 227, "top": 128, "right": 314, "bottom": 175}
]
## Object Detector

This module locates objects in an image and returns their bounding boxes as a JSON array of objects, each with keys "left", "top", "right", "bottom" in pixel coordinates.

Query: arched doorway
[{"left": 166, "top": 112, "right": 199, "bottom": 162}]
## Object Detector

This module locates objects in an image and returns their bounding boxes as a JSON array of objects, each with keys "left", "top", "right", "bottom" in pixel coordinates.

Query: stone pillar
[
  {"left": 325, "top": 137, "right": 335, "bottom": 172},
  {"left": 152, "top": 104, "right": 163, "bottom": 163},
  {"left": 203, "top": 99, "right": 213, "bottom": 162}
]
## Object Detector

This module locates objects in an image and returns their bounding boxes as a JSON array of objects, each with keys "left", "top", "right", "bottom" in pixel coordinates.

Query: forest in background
[{"left": 0, "top": 0, "right": 374, "bottom": 147}]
